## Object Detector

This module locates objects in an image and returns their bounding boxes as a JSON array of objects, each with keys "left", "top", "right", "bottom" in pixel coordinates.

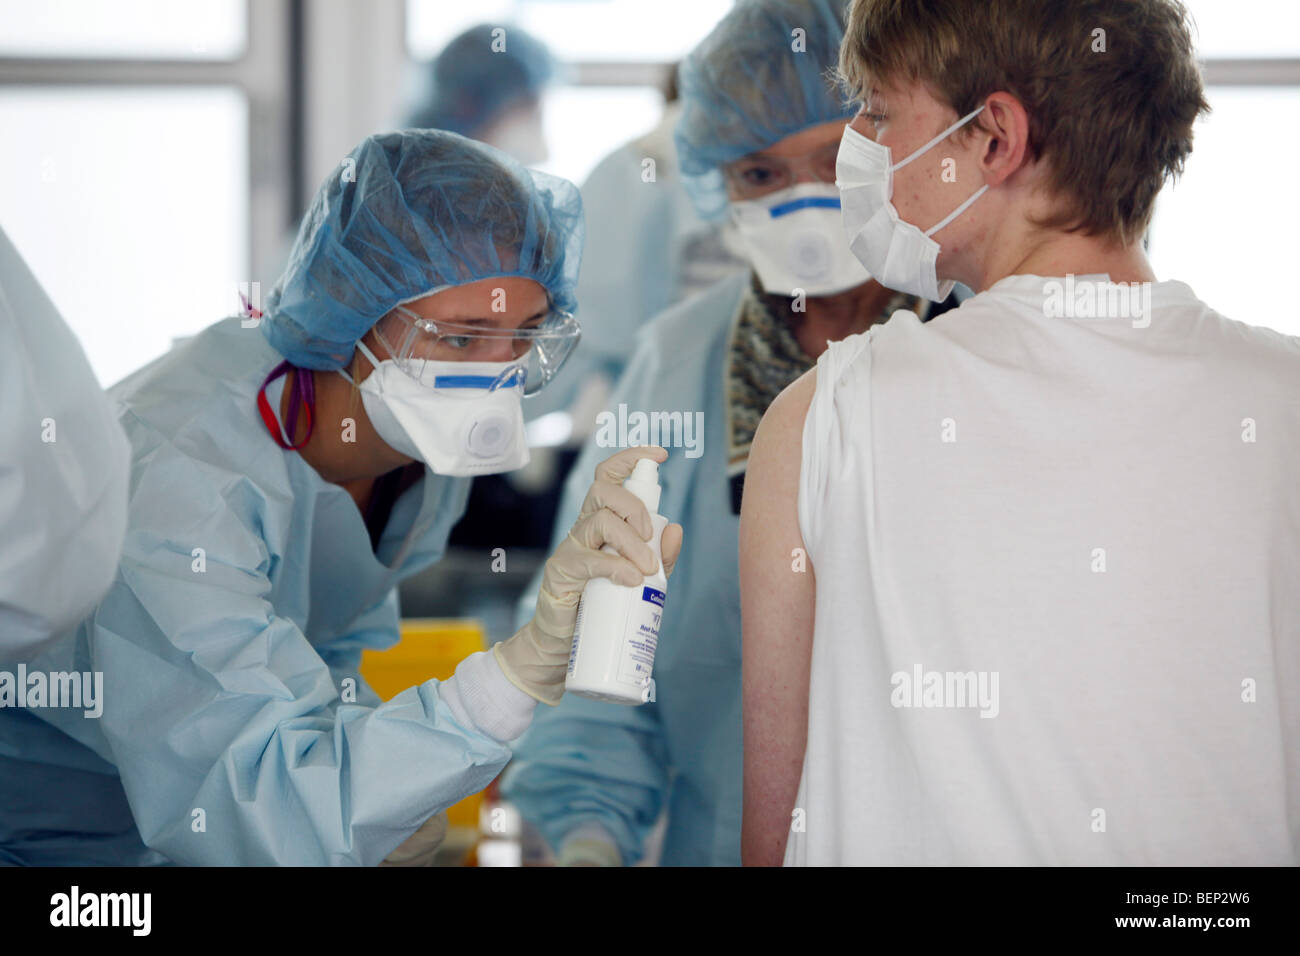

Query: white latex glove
[
  {"left": 494, "top": 445, "right": 684, "bottom": 705},
  {"left": 379, "top": 811, "right": 449, "bottom": 867}
]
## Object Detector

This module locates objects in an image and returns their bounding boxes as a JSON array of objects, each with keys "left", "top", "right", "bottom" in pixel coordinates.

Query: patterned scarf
[{"left": 724, "top": 274, "right": 926, "bottom": 512}]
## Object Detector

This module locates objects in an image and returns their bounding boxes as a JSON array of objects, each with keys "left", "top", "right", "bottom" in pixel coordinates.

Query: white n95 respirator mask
[
  {"left": 729, "top": 183, "right": 873, "bottom": 297},
  {"left": 836, "top": 106, "right": 988, "bottom": 302},
  {"left": 342, "top": 340, "right": 530, "bottom": 477}
]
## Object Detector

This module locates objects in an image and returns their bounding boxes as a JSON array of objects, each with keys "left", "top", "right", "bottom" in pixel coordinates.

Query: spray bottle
[{"left": 566, "top": 458, "right": 668, "bottom": 705}]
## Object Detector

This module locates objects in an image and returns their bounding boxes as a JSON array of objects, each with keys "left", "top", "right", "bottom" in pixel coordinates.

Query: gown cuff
[
  {"left": 441, "top": 649, "right": 537, "bottom": 743},
  {"left": 559, "top": 822, "right": 623, "bottom": 867}
]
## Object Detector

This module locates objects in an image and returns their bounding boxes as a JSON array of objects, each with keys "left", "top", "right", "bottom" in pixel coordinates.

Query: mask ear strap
[
  {"left": 338, "top": 339, "right": 384, "bottom": 385},
  {"left": 925, "top": 183, "right": 990, "bottom": 238},
  {"left": 893, "top": 105, "right": 987, "bottom": 172}
]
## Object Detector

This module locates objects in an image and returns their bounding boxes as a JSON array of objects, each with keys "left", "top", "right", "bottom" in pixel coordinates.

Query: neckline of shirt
[{"left": 981, "top": 272, "right": 1199, "bottom": 305}]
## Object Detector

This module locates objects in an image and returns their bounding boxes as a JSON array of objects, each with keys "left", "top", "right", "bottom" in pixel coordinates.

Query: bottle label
[
  {"left": 568, "top": 595, "right": 587, "bottom": 677},
  {"left": 617, "top": 586, "right": 665, "bottom": 685}
]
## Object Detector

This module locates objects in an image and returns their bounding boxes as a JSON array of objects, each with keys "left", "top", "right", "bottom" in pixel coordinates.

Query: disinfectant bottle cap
[{"left": 625, "top": 457, "right": 661, "bottom": 515}]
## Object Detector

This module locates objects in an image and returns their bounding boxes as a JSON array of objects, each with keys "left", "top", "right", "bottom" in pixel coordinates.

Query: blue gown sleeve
[
  {"left": 314, "top": 590, "right": 400, "bottom": 710},
  {"left": 84, "top": 441, "right": 512, "bottom": 865},
  {"left": 502, "top": 341, "right": 672, "bottom": 865}
]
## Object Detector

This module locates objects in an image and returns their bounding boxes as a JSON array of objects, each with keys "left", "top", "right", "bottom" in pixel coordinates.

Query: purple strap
[{"left": 260, "top": 361, "right": 315, "bottom": 446}]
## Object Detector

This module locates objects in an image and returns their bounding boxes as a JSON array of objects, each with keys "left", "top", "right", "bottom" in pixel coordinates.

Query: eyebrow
[{"left": 732, "top": 140, "right": 842, "bottom": 165}]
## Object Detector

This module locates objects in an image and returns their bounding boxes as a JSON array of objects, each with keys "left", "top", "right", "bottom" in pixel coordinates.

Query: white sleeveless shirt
[{"left": 788, "top": 274, "right": 1300, "bottom": 865}]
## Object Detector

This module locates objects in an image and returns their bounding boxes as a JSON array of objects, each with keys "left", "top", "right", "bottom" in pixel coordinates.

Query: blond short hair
[{"left": 839, "top": 0, "right": 1210, "bottom": 244}]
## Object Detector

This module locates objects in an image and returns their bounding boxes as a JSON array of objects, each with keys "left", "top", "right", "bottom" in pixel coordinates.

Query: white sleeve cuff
[
  {"left": 440, "top": 649, "right": 537, "bottom": 743},
  {"left": 559, "top": 823, "right": 623, "bottom": 867}
]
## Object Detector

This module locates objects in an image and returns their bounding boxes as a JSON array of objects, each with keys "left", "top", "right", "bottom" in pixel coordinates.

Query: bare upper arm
[{"left": 739, "top": 367, "right": 817, "bottom": 866}]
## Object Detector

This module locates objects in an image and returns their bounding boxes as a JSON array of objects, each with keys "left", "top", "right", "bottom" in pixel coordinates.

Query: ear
[{"left": 977, "top": 91, "right": 1032, "bottom": 188}]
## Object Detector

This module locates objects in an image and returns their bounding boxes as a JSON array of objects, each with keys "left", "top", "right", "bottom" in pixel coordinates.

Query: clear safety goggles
[
  {"left": 373, "top": 304, "right": 581, "bottom": 396},
  {"left": 722, "top": 140, "right": 842, "bottom": 201}
]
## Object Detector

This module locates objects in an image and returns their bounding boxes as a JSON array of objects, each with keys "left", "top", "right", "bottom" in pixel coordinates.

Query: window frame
[{"left": 0, "top": 0, "right": 296, "bottom": 284}]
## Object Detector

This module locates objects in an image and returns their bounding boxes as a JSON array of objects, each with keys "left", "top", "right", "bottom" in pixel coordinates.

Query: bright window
[
  {"left": 538, "top": 86, "right": 667, "bottom": 185},
  {"left": 406, "top": 0, "right": 732, "bottom": 62},
  {"left": 1184, "top": 0, "right": 1300, "bottom": 58},
  {"left": 1149, "top": 87, "right": 1300, "bottom": 336},
  {"left": 0, "top": 0, "right": 247, "bottom": 60},
  {"left": 0, "top": 87, "right": 249, "bottom": 387}
]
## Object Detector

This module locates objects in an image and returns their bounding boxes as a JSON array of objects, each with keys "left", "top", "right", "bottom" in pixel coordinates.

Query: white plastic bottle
[{"left": 566, "top": 458, "right": 669, "bottom": 705}]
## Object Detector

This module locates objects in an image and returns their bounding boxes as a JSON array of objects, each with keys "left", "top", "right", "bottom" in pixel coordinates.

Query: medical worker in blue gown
[
  {"left": 0, "top": 130, "right": 681, "bottom": 866},
  {"left": 501, "top": 0, "right": 959, "bottom": 866}
]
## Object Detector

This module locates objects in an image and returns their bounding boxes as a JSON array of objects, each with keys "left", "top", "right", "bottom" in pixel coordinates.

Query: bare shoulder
[{"left": 754, "top": 367, "right": 817, "bottom": 449}]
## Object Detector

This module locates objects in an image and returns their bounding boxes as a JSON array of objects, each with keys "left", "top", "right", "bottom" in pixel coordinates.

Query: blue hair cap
[
  {"left": 263, "top": 129, "right": 583, "bottom": 369},
  {"left": 675, "top": 0, "right": 855, "bottom": 220},
  {"left": 408, "top": 24, "right": 556, "bottom": 136}
]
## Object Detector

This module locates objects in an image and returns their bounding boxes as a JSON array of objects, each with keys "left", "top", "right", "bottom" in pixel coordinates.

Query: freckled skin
[
  {"left": 740, "top": 370, "right": 818, "bottom": 866},
  {"left": 851, "top": 79, "right": 1155, "bottom": 293}
]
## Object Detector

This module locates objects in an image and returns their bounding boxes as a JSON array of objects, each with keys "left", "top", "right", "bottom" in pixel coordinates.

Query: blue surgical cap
[
  {"left": 263, "top": 129, "right": 583, "bottom": 370},
  {"left": 675, "top": 0, "right": 855, "bottom": 220},
  {"left": 408, "top": 24, "right": 556, "bottom": 136}
]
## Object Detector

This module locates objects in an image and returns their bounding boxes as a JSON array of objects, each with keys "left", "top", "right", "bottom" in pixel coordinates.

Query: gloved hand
[
  {"left": 379, "top": 810, "right": 449, "bottom": 866},
  {"left": 494, "top": 446, "right": 684, "bottom": 705}
]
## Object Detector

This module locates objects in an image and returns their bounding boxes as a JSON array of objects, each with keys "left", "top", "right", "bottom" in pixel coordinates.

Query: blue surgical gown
[
  {"left": 0, "top": 226, "right": 128, "bottom": 660},
  {"left": 502, "top": 273, "right": 749, "bottom": 865},
  {"left": 0, "top": 318, "right": 514, "bottom": 866}
]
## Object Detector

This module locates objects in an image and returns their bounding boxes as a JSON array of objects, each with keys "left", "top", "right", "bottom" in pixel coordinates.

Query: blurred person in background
[{"left": 407, "top": 23, "right": 556, "bottom": 166}]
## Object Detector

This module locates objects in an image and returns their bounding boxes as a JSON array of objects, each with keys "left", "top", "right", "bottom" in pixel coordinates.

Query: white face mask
[
  {"left": 729, "top": 183, "right": 873, "bottom": 297},
  {"left": 341, "top": 340, "right": 530, "bottom": 477},
  {"left": 836, "top": 106, "right": 987, "bottom": 301}
]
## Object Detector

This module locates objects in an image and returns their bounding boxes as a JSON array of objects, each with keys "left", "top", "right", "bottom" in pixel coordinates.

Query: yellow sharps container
[{"left": 359, "top": 618, "right": 488, "bottom": 830}]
